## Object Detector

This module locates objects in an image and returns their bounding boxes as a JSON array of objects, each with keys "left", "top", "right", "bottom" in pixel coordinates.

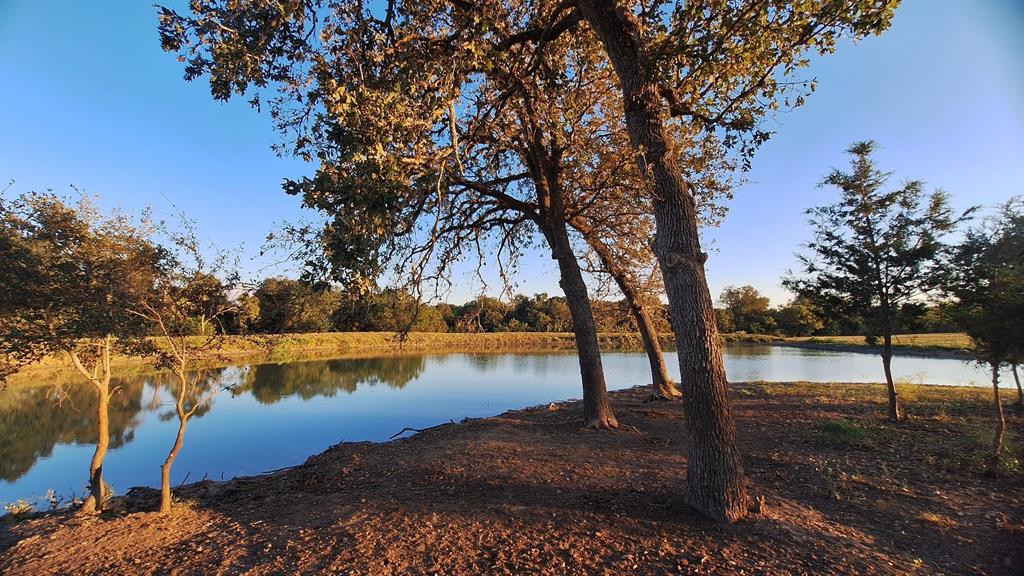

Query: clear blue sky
[{"left": 2, "top": 0, "right": 1021, "bottom": 304}]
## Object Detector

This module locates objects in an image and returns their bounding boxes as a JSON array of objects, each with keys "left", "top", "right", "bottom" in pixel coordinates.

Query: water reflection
[
  {"left": 1, "top": 346, "right": 1012, "bottom": 502},
  {"left": 0, "top": 380, "right": 144, "bottom": 482},
  {"left": 233, "top": 356, "right": 426, "bottom": 404}
]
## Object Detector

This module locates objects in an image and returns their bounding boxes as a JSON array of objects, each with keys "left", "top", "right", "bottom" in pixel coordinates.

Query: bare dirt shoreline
[{"left": 2, "top": 382, "right": 1021, "bottom": 575}]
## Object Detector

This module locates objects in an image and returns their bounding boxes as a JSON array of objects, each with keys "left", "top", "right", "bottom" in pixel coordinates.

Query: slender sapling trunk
[
  {"left": 71, "top": 337, "right": 113, "bottom": 514},
  {"left": 584, "top": 233, "right": 678, "bottom": 398},
  {"left": 881, "top": 332, "right": 903, "bottom": 422},
  {"left": 160, "top": 369, "right": 190, "bottom": 513},
  {"left": 1013, "top": 363, "right": 1022, "bottom": 407},
  {"left": 988, "top": 363, "right": 1005, "bottom": 475}
]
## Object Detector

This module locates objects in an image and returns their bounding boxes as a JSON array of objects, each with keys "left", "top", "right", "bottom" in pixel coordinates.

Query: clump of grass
[
  {"left": 3, "top": 499, "right": 35, "bottom": 521},
  {"left": 917, "top": 511, "right": 959, "bottom": 530},
  {"left": 817, "top": 419, "right": 871, "bottom": 446},
  {"left": 941, "top": 424, "right": 1022, "bottom": 476}
]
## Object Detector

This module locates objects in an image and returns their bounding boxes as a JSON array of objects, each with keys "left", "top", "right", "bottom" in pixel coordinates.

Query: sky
[{"left": 1, "top": 0, "right": 1022, "bottom": 305}]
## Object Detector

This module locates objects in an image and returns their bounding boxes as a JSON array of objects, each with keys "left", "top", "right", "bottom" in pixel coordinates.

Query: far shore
[{"left": 4, "top": 331, "right": 974, "bottom": 388}]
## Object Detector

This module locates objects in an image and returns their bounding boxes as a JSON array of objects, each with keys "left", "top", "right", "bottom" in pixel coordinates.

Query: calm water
[{"left": 1, "top": 344, "right": 1013, "bottom": 504}]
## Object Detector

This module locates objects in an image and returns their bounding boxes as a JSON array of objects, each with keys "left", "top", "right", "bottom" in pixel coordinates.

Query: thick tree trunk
[
  {"left": 549, "top": 219, "right": 619, "bottom": 429},
  {"left": 987, "top": 363, "right": 1005, "bottom": 476},
  {"left": 160, "top": 372, "right": 190, "bottom": 513},
  {"left": 582, "top": 232, "right": 678, "bottom": 397},
  {"left": 1013, "top": 363, "right": 1022, "bottom": 407},
  {"left": 576, "top": 0, "right": 747, "bottom": 521},
  {"left": 881, "top": 332, "right": 902, "bottom": 422}
]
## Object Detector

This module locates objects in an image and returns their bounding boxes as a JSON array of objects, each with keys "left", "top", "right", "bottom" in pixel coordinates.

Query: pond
[{"left": 0, "top": 344, "right": 1013, "bottom": 504}]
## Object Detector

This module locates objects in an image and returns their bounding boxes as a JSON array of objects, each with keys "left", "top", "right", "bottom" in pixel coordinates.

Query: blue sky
[{"left": 1, "top": 0, "right": 1021, "bottom": 304}]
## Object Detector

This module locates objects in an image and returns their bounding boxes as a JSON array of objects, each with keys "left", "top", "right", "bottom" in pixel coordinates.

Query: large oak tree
[{"left": 159, "top": 0, "right": 897, "bottom": 521}]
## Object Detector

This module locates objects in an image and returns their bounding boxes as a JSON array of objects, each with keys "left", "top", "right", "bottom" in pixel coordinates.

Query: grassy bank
[
  {"left": 784, "top": 332, "right": 972, "bottom": 351},
  {"left": 720, "top": 332, "right": 974, "bottom": 360},
  {"left": 6, "top": 331, "right": 973, "bottom": 388},
  {"left": 6, "top": 332, "right": 657, "bottom": 387},
  {"left": 2, "top": 381, "right": 1020, "bottom": 575}
]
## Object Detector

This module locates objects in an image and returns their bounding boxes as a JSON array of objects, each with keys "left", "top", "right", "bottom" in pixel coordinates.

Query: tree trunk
[
  {"left": 576, "top": 0, "right": 747, "bottom": 521},
  {"left": 881, "top": 332, "right": 902, "bottom": 422},
  {"left": 71, "top": 339, "right": 112, "bottom": 514},
  {"left": 632, "top": 296, "right": 679, "bottom": 399},
  {"left": 987, "top": 363, "right": 1005, "bottom": 476},
  {"left": 549, "top": 219, "right": 618, "bottom": 429},
  {"left": 582, "top": 231, "right": 678, "bottom": 398},
  {"left": 160, "top": 372, "right": 190, "bottom": 513},
  {"left": 1013, "top": 363, "right": 1022, "bottom": 407},
  {"left": 81, "top": 378, "right": 110, "bottom": 513}
]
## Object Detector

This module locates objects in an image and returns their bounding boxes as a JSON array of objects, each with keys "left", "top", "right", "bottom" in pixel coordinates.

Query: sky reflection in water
[{"left": 1, "top": 345, "right": 1012, "bottom": 503}]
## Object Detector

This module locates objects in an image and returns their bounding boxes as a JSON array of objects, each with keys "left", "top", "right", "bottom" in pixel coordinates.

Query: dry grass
[
  {"left": 4, "top": 331, "right": 974, "bottom": 390},
  {"left": 3, "top": 332, "right": 671, "bottom": 389},
  {"left": 788, "top": 333, "right": 972, "bottom": 351},
  {"left": 917, "top": 512, "right": 960, "bottom": 530}
]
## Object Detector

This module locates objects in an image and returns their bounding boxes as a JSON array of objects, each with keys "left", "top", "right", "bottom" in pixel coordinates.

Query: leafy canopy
[{"left": 784, "top": 141, "right": 967, "bottom": 333}]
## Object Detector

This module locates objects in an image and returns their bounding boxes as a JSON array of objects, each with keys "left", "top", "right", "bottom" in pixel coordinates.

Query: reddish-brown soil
[{"left": 1, "top": 382, "right": 1022, "bottom": 575}]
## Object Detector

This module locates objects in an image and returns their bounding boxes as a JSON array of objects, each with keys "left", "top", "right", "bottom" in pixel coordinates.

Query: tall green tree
[
  {"left": 946, "top": 198, "right": 1023, "bottom": 472},
  {"left": 253, "top": 277, "right": 341, "bottom": 334},
  {"left": 772, "top": 297, "right": 824, "bottom": 337},
  {"left": 718, "top": 285, "right": 774, "bottom": 334},
  {"left": 785, "top": 141, "right": 968, "bottom": 422},
  {"left": 156, "top": 0, "right": 723, "bottom": 429},
  {"left": 0, "top": 190, "right": 165, "bottom": 512}
]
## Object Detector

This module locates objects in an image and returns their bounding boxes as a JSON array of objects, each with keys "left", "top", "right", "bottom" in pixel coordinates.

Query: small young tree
[
  {"left": 946, "top": 198, "right": 1023, "bottom": 472},
  {"left": 127, "top": 223, "right": 243, "bottom": 514},
  {"left": 785, "top": 142, "right": 967, "bottom": 421},
  {"left": 0, "top": 190, "right": 163, "bottom": 512}
]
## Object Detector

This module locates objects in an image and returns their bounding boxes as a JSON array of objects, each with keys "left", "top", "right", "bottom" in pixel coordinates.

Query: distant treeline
[{"left": 218, "top": 278, "right": 955, "bottom": 338}]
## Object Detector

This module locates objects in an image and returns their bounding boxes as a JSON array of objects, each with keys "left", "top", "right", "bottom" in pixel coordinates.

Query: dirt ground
[{"left": 1, "top": 382, "right": 1022, "bottom": 575}]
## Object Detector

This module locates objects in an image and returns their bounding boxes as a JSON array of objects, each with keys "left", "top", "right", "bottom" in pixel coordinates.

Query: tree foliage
[
  {"left": 784, "top": 141, "right": 968, "bottom": 420},
  {"left": 947, "top": 198, "right": 1024, "bottom": 366},
  {"left": 0, "top": 191, "right": 163, "bottom": 381},
  {"left": 945, "top": 198, "right": 1023, "bottom": 472},
  {"left": 718, "top": 285, "right": 774, "bottom": 334},
  {"left": 784, "top": 142, "right": 964, "bottom": 329}
]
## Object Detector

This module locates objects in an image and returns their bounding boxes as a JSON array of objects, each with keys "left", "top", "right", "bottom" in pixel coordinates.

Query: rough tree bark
[
  {"left": 582, "top": 231, "right": 679, "bottom": 398},
  {"left": 576, "top": 0, "right": 747, "bottom": 521},
  {"left": 546, "top": 219, "right": 619, "bottom": 429},
  {"left": 987, "top": 363, "right": 1005, "bottom": 476}
]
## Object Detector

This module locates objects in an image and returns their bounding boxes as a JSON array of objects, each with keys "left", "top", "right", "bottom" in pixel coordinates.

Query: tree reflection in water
[
  {"left": 234, "top": 356, "right": 427, "bottom": 404},
  {"left": 0, "top": 378, "right": 145, "bottom": 482},
  {"left": 1, "top": 357, "right": 428, "bottom": 483}
]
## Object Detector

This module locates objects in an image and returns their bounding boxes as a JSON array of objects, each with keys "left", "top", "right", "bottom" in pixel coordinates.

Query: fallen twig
[
  {"left": 389, "top": 419, "right": 457, "bottom": 440},
  {"left": 260, "top": 464, "right": 301, "bottom": 475},
  {"left": 389, "top": 426, "right": 425, "bottom": 440}
]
